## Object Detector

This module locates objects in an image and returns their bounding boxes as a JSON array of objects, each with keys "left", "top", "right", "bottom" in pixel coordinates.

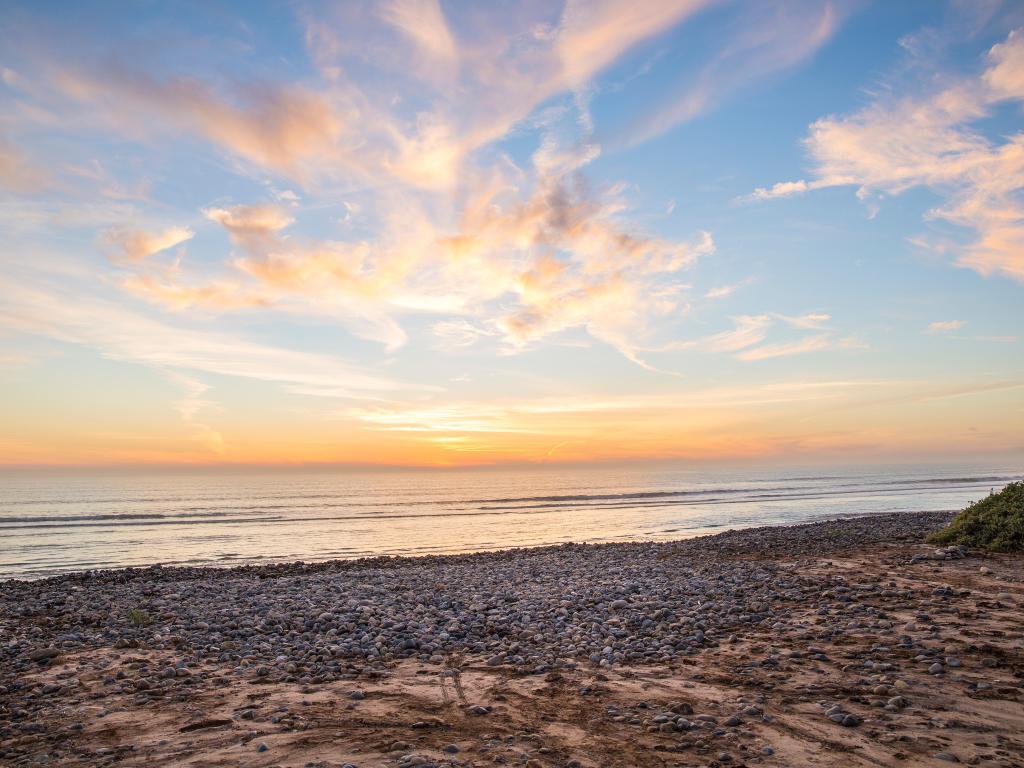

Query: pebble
[
  {"left": 1, "top": 512, "right": 958, "bottom": 686},
  {"left": 2, "top": 510, "right": 1006, "bottom": 766},
  {"left": 28, "top": 648, "right": 60, "bottom": 662}
]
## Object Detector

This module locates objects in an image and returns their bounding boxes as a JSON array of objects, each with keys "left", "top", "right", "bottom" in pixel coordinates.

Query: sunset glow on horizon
[{"left": 1, "top": 1, "right": 1023, "bottom": 468}]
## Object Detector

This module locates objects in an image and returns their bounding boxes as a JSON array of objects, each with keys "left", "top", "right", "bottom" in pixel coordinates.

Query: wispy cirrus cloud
[
  {"left": 653, "top": 311, "right": 859, "bottom": 362},
  {"left": 558, "top": 0, "right": 712, "bottom": 89},
  {"left": 0, "top": 279, "right": 424, "bottom": 401},
  {"left": 379, "top": 0, "right": 458, "bottom": 78},
  {"left": 348, "top": 379, "right": 883, "bottom": 438},
  {"left": 777, "top": 312, "right": 831, "bottom": 330},
  {"left": 700, "top": 314, "right": 773, "bottom": 352},
  {"left": 705, "top": 285, "right": 735, "bottom": 299},
  {"left": 284, "top": 0, "right": 715, "bottom": 189},
  {"left": 704, "top": 279, "right": 751, "bottom": 300},
  {"left": 165, "top": 371, "right": 225, "bottom": 455},
  {"left": 928, "top": 319, "right": 966, "bottom": 333},
  {"left": 735, "top": 333, "right": 832, "bottom": 361},
  {"left": 747, "top": 27, "right": 1024, "bottom": 282},
  {"left": 343, "top": 375, "right": 1021, "bottom": 462},
  {"left": 55, "top": 70, "right": 347, "bottom": 184},
  {"left": 623, "top": 0, "right": 852, "bottom": 146}
]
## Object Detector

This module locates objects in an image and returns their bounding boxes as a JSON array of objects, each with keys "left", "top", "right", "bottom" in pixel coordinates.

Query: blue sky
[{"left": 0, "top": 0, "right": 1022, "bottom": 467}]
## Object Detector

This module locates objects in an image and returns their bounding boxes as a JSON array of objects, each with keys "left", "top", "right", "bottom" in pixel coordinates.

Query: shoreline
[
  {"left": 1, "top": 508, "right": 961, "bottom": 584},
  {"left": 2, "top": 510, "right": 1022, "bottom": 767}
]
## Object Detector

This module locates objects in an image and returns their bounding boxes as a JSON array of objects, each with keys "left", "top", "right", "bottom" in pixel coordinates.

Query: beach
[{"left": 2, "top": 511, "right": 1022, "bottom": 767}]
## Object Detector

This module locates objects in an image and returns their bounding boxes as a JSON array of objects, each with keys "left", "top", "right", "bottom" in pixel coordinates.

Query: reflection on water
[{"left": 0, "top": 463, "right": 1018, "bottom": 578}]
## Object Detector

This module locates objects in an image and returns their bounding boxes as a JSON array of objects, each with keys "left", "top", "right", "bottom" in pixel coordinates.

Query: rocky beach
[{"left": 2, "top": 511, "right": 1022, "bottom": 767}]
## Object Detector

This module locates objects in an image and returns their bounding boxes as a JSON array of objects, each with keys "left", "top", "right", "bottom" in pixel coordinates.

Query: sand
[{"left": 2, "top": 513, "right": 1022, "bottom": 767}]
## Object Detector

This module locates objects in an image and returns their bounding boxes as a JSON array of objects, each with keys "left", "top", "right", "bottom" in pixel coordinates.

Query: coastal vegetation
[{"left": 929, "top": 481, "right": 1024, "bottom": 552}]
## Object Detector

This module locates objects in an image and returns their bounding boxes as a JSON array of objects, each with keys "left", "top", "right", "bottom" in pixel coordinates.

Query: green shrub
[
  {"left": 127, "top": 608, "right": 154, "bottom": 626},
  {"left": 928, "top": 481, "right": 1024, "bottom": 552}
]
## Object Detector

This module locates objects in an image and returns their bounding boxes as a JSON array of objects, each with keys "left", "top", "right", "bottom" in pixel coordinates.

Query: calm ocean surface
[{"left": 1, "top": 462, "right": 1019, "bottom": 579}]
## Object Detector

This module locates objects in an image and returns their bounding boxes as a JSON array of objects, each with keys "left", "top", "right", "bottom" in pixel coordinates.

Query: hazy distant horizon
[{"left": 2, "top": 451, "right": 1022, "bottom": 476}]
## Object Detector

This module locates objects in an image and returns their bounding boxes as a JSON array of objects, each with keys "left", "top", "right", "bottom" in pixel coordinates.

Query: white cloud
[
  {"left": 704, "top": 281, "right": 745, "bottom": 299},
  {"left": 700, "top": 314, "right": 773, "bottom": 352},
  {"left": 749, "top": 28, "right": 1024, "bottom": 282},
  {"left": 735, "top": 333, "right": 832, "bottom": 361},
  {"left": 928, "top": 319, "right": 966, "bottom": 333},
  {"left": 777, "top": 312, "right": 831, "bottom": 329},
  {"left": 737, "top": 179, "right": 829, "bottom": 203}
]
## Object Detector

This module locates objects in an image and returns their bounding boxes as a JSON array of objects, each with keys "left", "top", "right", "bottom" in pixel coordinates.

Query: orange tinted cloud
[
  {"left": 120, "top": 274, "right": 269, "bottom": 311},
  {"left": 205, "top": 204, "right": 294, "bottom": 252},
  {"left": 558, "top": 0, "right": 712, "bottom": 88},
  {"left": 0, "top": 136, "right": 49, "bottom": 192},
  {"left": 119, "top": 141, "right": 713, "bottom": 363},
  {"left": 57, "top": 71, "right": 344, "bottom": 181},
  {"left": 380, "top": 0, "right": 458, "bottom": 76},
  {"left": 103, "top": 226, "right": 194, "bottom": 262}
]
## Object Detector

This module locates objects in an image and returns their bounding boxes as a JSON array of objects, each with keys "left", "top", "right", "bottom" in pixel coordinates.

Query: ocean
[{"left": 0, "top": 462, "right": 1019, "bottom": 579}]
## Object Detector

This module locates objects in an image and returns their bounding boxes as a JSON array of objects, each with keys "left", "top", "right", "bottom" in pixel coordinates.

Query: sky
[{"left": 0, "top": 0, "right": 1022, "bottom": 469}]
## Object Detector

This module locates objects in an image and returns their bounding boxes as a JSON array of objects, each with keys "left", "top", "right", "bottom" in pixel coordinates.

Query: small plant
[
  {"left": 928, "top": 481, "right": 1024, "bottom": 552},
  {"left": 127, "top": 608, "right": 154, "bottom": 626}
]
